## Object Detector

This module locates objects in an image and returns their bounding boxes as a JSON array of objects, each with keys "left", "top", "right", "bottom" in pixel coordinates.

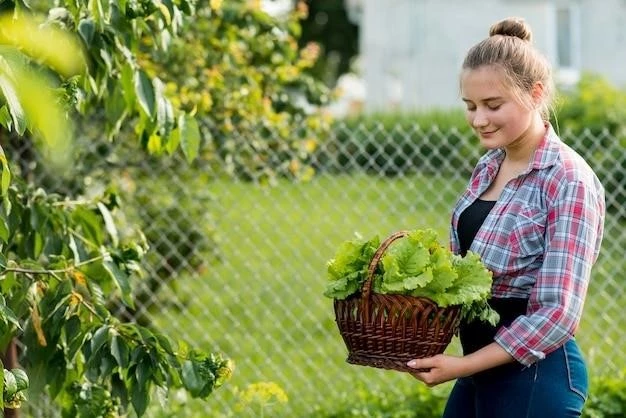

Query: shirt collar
[{"left": 528, "top": 123, "right": 561, "bottom": 171}]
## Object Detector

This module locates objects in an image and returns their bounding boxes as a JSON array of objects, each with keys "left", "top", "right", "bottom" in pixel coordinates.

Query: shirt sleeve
[{"left": 494, "top": 179, "right": 605, "bottom": 366}]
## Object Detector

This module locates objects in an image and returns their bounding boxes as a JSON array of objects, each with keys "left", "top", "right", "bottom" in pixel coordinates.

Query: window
[
  {"left": 556, "top": 7, "right": 573, "bottom": 67},
  {"left": 551, "top": 3, "right": 581, "bottom": 85}
]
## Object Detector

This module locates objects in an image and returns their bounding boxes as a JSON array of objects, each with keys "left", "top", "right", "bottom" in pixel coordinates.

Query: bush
[
  {"left": 583, "top": 369, "right": 626, "bottom": 418},
  {"left": 553, "top": 73, "right": 626, "bottom": 217},
  {"left": 318, "top": 381, "right": 451, "bottom": 418},
  {"left": 314, "top": 110, "right": 474, "bottom": 176},
  {"left": 314, "top": 369, "right": 626, "bottom": 418}
]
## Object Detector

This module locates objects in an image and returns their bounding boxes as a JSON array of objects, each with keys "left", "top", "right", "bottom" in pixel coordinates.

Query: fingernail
[{"left": 407, "top": 361, "right": 415, "bottom": 367}]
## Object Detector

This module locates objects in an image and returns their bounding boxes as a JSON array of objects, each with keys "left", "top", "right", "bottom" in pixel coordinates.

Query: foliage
[
  {"left": 552, "top": 73, "right": 626, "bottom": 137},
  {"left": 1, "top": 365, "right": 29, "bottom": 409},
  {"left": 146, "top": 0, "right": 333, "bottom": 182},
  {"left": 324, "top": 229, "right": 499, "bottom": 325},
  {"left": 233, "top": 381, "right": 288, "bottom": 417},
  {"left": 109, "top": 165, "right": 220, "bottom": 324},
  {"left": 0, "top": 13, "right": 83, "bottom": 167},
  {"left": 551, "top": 73, "right": 626, "bottom": 218},
  {"left": 321, "top": 381, "right": 451, "bottom": 418},
  {"left": 317, "top": 370, "right": 626, "bottom": 418},
  {"left": 315, "top": 109, "right": 473, "bottom": 176},
  {"left": 0, "top": 4, "right": 235, "bottom": 417},
  {"left": 0, "top": 175, "right": 232, "bottom": 415},
  {"left": 583, "top": 369, "right": 626, "bottom": 418}
]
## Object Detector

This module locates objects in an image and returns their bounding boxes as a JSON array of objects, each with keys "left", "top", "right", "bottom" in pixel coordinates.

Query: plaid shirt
[{"left": 450, "top": 124, "right": 605, "bottom": 366}]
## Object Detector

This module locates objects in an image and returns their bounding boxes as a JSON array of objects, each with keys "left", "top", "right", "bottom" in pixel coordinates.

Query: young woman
[{"left": 406, "top": 17, "right": 605, "bottom": 418}]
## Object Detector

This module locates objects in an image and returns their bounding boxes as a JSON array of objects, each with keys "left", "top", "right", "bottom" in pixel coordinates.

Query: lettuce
[
  {"left": 324, "top": 229, "right": 499, "bottom": 325},
  {"left": 323, "top": 235, "right": 380, "bottom": 300}
]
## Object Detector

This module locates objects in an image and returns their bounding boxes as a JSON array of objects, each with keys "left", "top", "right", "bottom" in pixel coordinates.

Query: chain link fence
[{"left": 15, "top": 122, "right": 626, "bottom": 417}]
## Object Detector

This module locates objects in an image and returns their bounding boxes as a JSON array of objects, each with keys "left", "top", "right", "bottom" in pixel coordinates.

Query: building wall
[
  {"left": 361, "top": 0, "right": 626, "bottom": 112},
  {"left": 579, "top": 0, "right": 626, "bottom": 86}
]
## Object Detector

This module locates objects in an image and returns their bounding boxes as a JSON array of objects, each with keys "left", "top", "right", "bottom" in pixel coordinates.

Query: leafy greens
[{"left": 324, "top": 229, "right": 499, "bottom": 325}]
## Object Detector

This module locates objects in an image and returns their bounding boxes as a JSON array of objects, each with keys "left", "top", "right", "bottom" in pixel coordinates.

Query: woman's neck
[{"left": 503, "top": 115, "right": 546, "bottom": 166}]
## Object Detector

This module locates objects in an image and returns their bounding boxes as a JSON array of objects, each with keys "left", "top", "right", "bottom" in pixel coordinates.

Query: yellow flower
[{"left": 235, "top": 381, "right": 288, "bottom": 411}]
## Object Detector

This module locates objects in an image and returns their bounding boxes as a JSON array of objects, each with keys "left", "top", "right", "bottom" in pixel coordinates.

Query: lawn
[{"left": 150, "top": 172, "right": 625, "bottom": 417}]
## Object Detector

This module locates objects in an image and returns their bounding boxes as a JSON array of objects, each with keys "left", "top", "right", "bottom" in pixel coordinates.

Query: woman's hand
[
  {"left": 406, "top": 354, "right": 469, "bottom": 386},
  {"left": 407, "top": 343, "right": 517, "bottom": 386}
]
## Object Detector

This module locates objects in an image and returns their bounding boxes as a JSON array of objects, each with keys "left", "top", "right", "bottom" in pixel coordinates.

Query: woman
[{"left": 406, "top": 17, "right": 605, "bottom": 418}]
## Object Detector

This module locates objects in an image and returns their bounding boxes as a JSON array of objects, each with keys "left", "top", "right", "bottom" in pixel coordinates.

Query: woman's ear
[{"left": 531, "top": 81, "right": 545, "bottom": 108}]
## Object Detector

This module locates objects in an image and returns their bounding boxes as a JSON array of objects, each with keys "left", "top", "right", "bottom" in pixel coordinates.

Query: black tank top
[
  {"left": 457, "top": 198, "right": 529, "bottom": 357},
  {"left": 458, "top": 198, "right": 496, "bottom": 256}
]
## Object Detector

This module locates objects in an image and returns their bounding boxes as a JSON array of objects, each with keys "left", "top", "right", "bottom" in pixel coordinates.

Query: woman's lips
[{"left": 479, "top": 129, "right": 498, "bottom": 137}]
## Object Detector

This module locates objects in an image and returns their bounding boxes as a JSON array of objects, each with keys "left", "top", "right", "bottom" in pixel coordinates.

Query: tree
[
  {"left": 0, "top": 0, "right": 331, "bottom": 415},
  {"left": 0, "top": 6, "right": 231, "bottom": 417}
]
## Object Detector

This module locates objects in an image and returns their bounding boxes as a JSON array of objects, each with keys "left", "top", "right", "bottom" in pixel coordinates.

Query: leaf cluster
[
  {"left": 147, "top": 0, "right": 333, "bottom": 182},
  {"left": 324, "top": 229, "right": 498, "bottom": 325},
  {"left": 1, "top": 365, "right": 29, "bottom": 410},
  {"left": 0, "top": 171, "right": 232, "bottom": 415}
]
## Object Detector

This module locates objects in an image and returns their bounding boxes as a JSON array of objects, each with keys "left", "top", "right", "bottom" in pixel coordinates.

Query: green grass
[{"left": 149, "top": 172, "right": 625, "bottom": 417}]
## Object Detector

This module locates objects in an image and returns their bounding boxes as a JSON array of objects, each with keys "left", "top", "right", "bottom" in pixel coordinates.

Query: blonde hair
[{"left": 462, "top": 17, "right": 554, "bottom": 119}]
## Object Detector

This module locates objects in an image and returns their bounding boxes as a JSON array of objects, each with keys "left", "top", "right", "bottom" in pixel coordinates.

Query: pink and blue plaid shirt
[{"left": 450, "top": 124, "right": 605, "bottom": 366}]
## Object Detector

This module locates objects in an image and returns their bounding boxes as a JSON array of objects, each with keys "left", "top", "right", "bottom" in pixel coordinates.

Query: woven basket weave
[{"left": 333, "top": 230, "right": 462, "bottom": 372}]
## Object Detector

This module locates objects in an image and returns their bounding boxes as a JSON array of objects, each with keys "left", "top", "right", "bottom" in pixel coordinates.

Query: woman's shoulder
[{"left": 550, "top": 139, "right": 600, "bottom": 185}]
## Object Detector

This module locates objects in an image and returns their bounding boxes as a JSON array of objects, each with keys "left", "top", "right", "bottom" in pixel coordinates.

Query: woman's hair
[{"left": 462, "top": 17, "right": 554, "bottom": 119}]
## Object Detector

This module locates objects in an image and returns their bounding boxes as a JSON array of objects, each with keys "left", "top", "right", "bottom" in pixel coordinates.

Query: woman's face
[{"left": 460, "top": 65, "right": 538, "bottom": 150}]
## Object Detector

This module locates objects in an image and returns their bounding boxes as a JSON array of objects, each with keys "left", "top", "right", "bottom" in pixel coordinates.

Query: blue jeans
[{"left": 442, "top": 339, "right": 588, "bottom": 418}]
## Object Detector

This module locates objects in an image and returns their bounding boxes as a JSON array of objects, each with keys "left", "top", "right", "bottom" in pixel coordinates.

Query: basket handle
[{"left": 362, "top": 230, "right": 411, "bottom": 306}]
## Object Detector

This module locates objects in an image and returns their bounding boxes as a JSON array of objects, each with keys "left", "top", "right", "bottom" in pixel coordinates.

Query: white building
[{"left": 351, "top": 0, "right": 626, "bottom": 112}]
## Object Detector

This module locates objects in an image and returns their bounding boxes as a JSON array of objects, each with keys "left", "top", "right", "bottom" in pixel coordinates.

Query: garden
[{"left": 0, "top": 1, "right": 625, "bottom": 417}]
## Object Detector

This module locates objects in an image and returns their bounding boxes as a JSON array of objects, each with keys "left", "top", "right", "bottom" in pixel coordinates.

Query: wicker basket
[{"left": 333, "top": 230, "right": 462, "bottom": 372}]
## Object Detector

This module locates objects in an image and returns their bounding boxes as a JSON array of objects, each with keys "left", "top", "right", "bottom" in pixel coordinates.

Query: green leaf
[
  {"left": 97, "top": 202, "right": 119, "bottom": 247},
  {"left": 181, "top": 360, "right": 202, "bottom": 395},
  {"left": 72, "top": 207, "right": 104, "bottom": 245},
  {"left": 77, "top": 18, "right": 96, "bottom": 48},
  {"left": 0, "top": 146, "right": 12, "bottom": 198},
  {"left": 0, "top": 296, "right": 21, "bottom": 330},
  {"left": 136, "top": 355, "right": 152, "bottom": 388},
  {"left": 103, "top": 259, "right": 134, "bottom": 309},
  {"left": 90, "top": 325, "right": 110, "bottom": 356},
  {"left": 110, "top": 334, "right": 129, "bottom": 369},
  {"left": 11, "top": 368, "right": 28, "bottom": 391},
  {"left": 3, "top": 368, "right": 17, "bottom": 398},
  {"left": 134, "top": 69, "right": 156, "bottom": 119},
  {"left": 104, "top": 84, "right": 128, "bottom": 140},
  {"left": 0, "top": 65, "right": 27, "bottom": 135},
  {"left": 0, "top": 214, "right": 9, "bottom": 243},
  {"left": 166, "top": 124, "right": 180, "bottom": 155},
  {"left": 120, "top": 63, "right": 136, "bottom": 108},
  {"left": 131, "top": 382, "right": 149, "bottom": 417},
  {"left": 0, "top": 106, "right": 11, "bottom": 130},
  {"left": 154, "top": 78, "right": 174, "bottom": 139},
  {"left": 178, "top": 113, "right": 200, "bottom": 163},
  {"left": 385, "top": 240, "right": 429, "bottom": 279}
]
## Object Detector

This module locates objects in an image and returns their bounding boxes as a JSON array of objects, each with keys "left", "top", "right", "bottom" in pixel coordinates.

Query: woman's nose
[{"left": 472, "top": 110, "right": 489, "bottom": 128}]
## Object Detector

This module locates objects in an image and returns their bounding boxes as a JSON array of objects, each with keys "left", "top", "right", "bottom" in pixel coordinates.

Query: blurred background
[{"left": 1, "top": 0, "right": 625, "bottom": 417}]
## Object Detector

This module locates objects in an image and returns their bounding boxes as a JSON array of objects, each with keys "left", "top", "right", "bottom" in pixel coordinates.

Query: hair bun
[{"left": 489, "top": 17, "right": 532, "bottom": 42}]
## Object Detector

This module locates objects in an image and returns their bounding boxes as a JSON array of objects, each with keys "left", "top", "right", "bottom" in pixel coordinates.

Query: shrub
[
  {"left": 318, "top": 381, "right": 451, "bottom": 418},
  {"left": 314, "top": 110, "right": 474, "bottom": 176},
  {"left": 315, "top": 369, "right": 626, "bottom": 418},
  {"left": 553, "top": 73, "right": 626, "bottom": 218},
  {"left": 583, "top": 369, "right": 626, "bottom": 418}
]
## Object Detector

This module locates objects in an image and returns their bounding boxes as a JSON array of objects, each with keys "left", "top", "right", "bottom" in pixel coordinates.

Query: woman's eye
[{"left": 488, "top": 104, "right": 501, "bottom": 110}]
